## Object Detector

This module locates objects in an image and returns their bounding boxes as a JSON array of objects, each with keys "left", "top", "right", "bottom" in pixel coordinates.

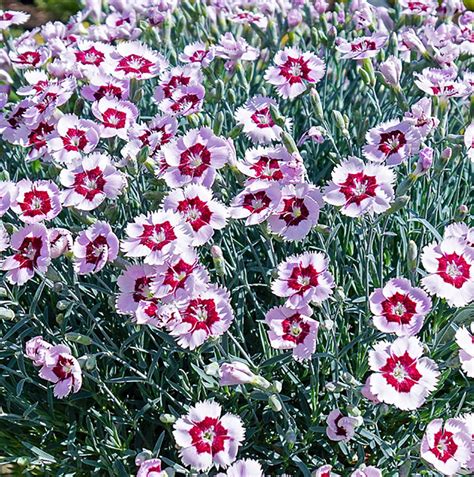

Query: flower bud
[
  {"left": 56, "top": 300, "right": 70, "bottom": 311},
  {"left": 455, "top": 204, "right": 469, "bottom": 221},
  {"left": 219, "top": 361, "right": 256, "bottom": 386},
  {"left": 288, "top": 9, "right": 303, "bottom": 28},
  {"left": 85, "top": 355, "right": 97, "bottom": 370},
  {"left": 441, "top": 146, "right": 452, "bottom": 161},
  {"left": 408, "top": 240, "right": 418, "bottom": 272},
  {"left": 379, "top": 56, "right": 402, "bottom": 88},
  {"left": 65, "top": 332, "right": 92, "bottom": 346},
  {"left": 160, "top": 413, "right": 177, "bottom": 424},
  {"left": 0, "top": 306, "right": 15, "bottom": 320},
  {"left": 332, "top": 110, "right": 346, "bottom": 131},
  {"left": 307, "top": 126, "right": 326, "bottom": 144},
  {"left": 211, "top": 245, "right": 225, "bottom": 277},
  {"left": 414, "top": 147, "right": 433, "bottom": 176},
  {"left": 310, "top": 88, "right": 324, "bottom": 120},
  {"left": 322, "top": 319, "right": 335, "bottom": 331},
  {"left": 0, "top": 287, "right": 8, "bottom": 298},
  {"left": 268, "top": 394, "right": 282, "bottom": 412}
]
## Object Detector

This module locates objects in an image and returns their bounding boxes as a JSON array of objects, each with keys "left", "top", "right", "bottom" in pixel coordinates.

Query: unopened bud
[
  {"left": 0, "top": 307, "right": 15, "bottom": 320},
  {"left": 310, "top": 88, "right": 324, "bottom": 120},
  {"left": 213, "top": 111, "right": 225, "bottom": 136},
  {"left": 441, "top": 147, "right": 452, "bottom": 161},
  {"left": 160, "top": 413, "right": 177, "bottom": 424},
  {"left": 56, "top": 300, "right": 69, "bottom": 311},
  {"left": 408, "top": 240, "right": 418, "bottom": 272},
  {"left": 414, "top": 147, "right": 433, "bottom": 177},
  {"left": 85, "top": 355, "right": 97, "bottom": 370},
  {"left": 268, "top": 394, "right": 282, "bottom": 412},
  {"left": 455, "top": 204, "right": 469, "bottom": 221},
  {"left": 65, "top": 333, "right": 92, "bottom": 346},
  {"left": 332, "top": 110, "right": 346, "bottom": 131},
  {"left": 211, "top": 245, "right": 225, "bottom": 277}
]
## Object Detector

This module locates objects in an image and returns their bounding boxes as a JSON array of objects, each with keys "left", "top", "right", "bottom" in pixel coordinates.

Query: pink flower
[
  {"left": 268, "top": 182, "right": 323, "bottom": 241},
  {"left": 455, "top": 323, "right": 474, "bottom": 378},
  {"left": 271, "top": 252, "right": 335, "bottom": 308},
  {"left": 0, "top": 181, "right": 18, "bottom": 217},
  {"left": 1, "top": 223, "right": 51, "bottom": 285},
  {"left": 48, "top": 114, "right": 101, "bottom": 163},
  {"left": 230, "top": 180, "right": 282, "bottom": 226},
  {"left": 237, "top": 146, "right": 304, "bottom": 185},
  {"left": 173, "top": 400, "right": 245, "bottom": 471},
  {"left": 464, "top": 123, "right": 474, "bottom": 162},
  {"left": 122, "top": 114, "right": 177, "bottom": 161},
  {"left": 73, "top": 221, "right": 119, "bottom": 275},
  {"left": 151, "top": 248, "right": 209, "bottom": 301},
  {"left": 414, "top": 67, "right": 468, "bottom": 98},
  {"left": 399, "top": 0, "right": 437, "bottom": 16},
  {"left": 444, "top": 222, "right": 474, "bottom": 248},
  {"left": 379, "top": 55, "right": 402, "bottom": 87},
  {"left": 91, "top": 97, "right": 138, "bottom": 139},
  {"left": 0, "top": 223, "right": 9, "bottom": 252},
  {"left": 216, "top": 459, "right": 263, "bottom": 477},
  {"left": 121, "top": 211, "right": 193, "bottom": 265},
  {"left": 0, "top": 10, "right": 30, "bottom": 29},
  {"left": 158, "top": 84, "right": 205, "bottom": 117},
  {"left": 11, "top": 179, "right": 61, "bottom": 223},
  {"left": 9, "top": 44, "right": 50, "bottom": 69},
  {"left": 326, "top": 409, "right": 359, "bottom": 442},
  {"left": 153, "top": 65, "right": 202, "bottom": 103},
  {"left": 60, "top": 152, "right": 126, "bottom": 211},
  {"left": 38, "top": 344, "right": 82, "bottom": 399},
  {"left": 265, "top": 305, "right": 318, "bottom": 361},
  {"left": 179, "top": 41, "right": 215, "bottom": 67},
  {"left": 69, "top": 41, "right": 116, "bottom": 76},
  {"left": 369, "top": 278, "right": 432, "bottom": 336},
  {"left": 368, "top": 336, "right": 439, "bottom": 410},
  {"left": 350, "top": 466, "right": 382, "bottom": 477},
  {"left": 113, "top": 41, "right": 167, "bottom": 80},
  {"left": 215, "top": 33, "right": 259, "bottom": 70},
  {"left": 363, "top": 120, "right": 420, "bottom": 166},
  {"left": 313, "top": 464, "right": 340, "bottom": 477},
  {"left": 167, "top": 285, "right": 234, "bottom": 350},
  {"left": 461, "top": 413, "right": 474, "bottom": 472},
  {"left": 219, "top": 361, "right": 256, "bottom": 386},
  {"left": 403, "top": 98, "right": 439, "bottom": 138},
  {"left": 420, "top": 418, "right": 472, "bottom": 475},
  {"left": 163, "top": 184, "right": 228, "bottom": 246},
  {"left": 336, "top": 33, "right": 387, "bottom": 60},
  {"left": 136, "top": 458, "right": 167, "bottom": 477},
  {"left": 49, "top": 228, "right": 72, "bottom": 259},
  {"left": 116, "top": 264, "right": 157, "bottom": 316},
  {"left": 25, "top": 336, "right": 52, "bottom": 366},
  {"left": 265, "top": 47, "right": 325, "bottom": 99},
  {"left": 421, "top": 237, "right": 474, "bottom": 308},
  {"left": 81, "top": 70, "right": 129, "bottom": 102},
  {"left": 235, "top": 96, "right": 290, "bottom": 144},
  {"left": 161, "top": 127, "right": 229, "bottom": 188},
  {"left": 323, "top": 156, "right": 395, "bottom": 217}
]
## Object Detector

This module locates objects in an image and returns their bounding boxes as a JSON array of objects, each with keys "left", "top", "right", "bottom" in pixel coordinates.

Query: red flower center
[
  {"left": 139, "top": 221, "right": 177, "bottom": 251},
  {"left": 28, "top": 122, "right": 55, "bottom": 149},
  {"left": 381, "top": 292, "right": 417, "bottom": 325},
  {"left": 14, "top": 236, "right": 43, "bottom": 269},
  {"left": 189, "top": 416, "right": 229, "bottom": 455},
  {"left": 93, "top": 84, "right": 124, "bottom": 101},
  {"left": 116, "top": 54, "right": 154, "bottom": 75},
  {"left": 73, "top": 166, "right": 106, "bottom": 200},
  {"left": 163, "top": 259, "right": 195, "bottom": 291},
  {"left": 75, "top": 47, "right": 105, "bottom": 65},
  {"left": 287, "top": 264, "right": 319, "bottom": 293},
  {"left": 179, "top": 143, "right": 211, "bottom": 178},
  {"left": 250, "top": 107, "right": 275, "bottom": 129},
  {"left": 431, "top": 429, "right": 458, "bottom": 463},
  {"left": 280, "top": 197, "right": 309, "bottom": 226},
  {"left": 170, "top": 93, "right": 201, "bottom": 113},
  {"left": 437, "top": 252, "right": 470, "bottom": 288},
  {"left": 133, "top": 276, "right": 153, "bottom": 303},
  {"left": 52, "top": 355, "right": 74, "bottom": 380},
  {"left": 279, "top": 56, "right": 311, "bottom": 84},
  {"left": 242, "top": 190, "right": 271, "bottom": 213},
  {"left": 351, "top": 40, "right": 376, "bottom": 52},
  {"left": 339, "top": 172, "right": 377, "bottom": 206},
  {"left": 177, "top": 197, "right": 212, "bottom": 231},
  {"left": 85, "top": 234, "right": 108, "bottom": 267},
  {"left": 16, "top": 51, "right": 40, "bottom": 66},
  {"left": 182, "top": 298, "right": 220, "bottom": 333},
  {"left": 102, "top": 108, "right": 127, "bottom": 129},
  {"left": 380, "top": 351, "right": 422, "bottom": 392},
  {"left": 162, "top": 74, "right": 191, "bottom": 98},
  {"left": 282, "top": 313, "right": 310, "bottom": 344},
  {"left": 250, "top": 157, "right": 284, "bottom": 181},
  {"left": 19, "top": 189, "right": 53, "bottom": 217},
  {"left": 63, "top": 128, "right": 89, "bottom": 151},
  {"left": 378, "top": 130, "right": 406, "bottom": 156}
]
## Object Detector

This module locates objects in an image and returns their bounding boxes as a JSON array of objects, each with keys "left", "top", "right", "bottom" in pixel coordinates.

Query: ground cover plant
[{"left": 0, "top": 0, "right": 473, "bottom": 476}]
